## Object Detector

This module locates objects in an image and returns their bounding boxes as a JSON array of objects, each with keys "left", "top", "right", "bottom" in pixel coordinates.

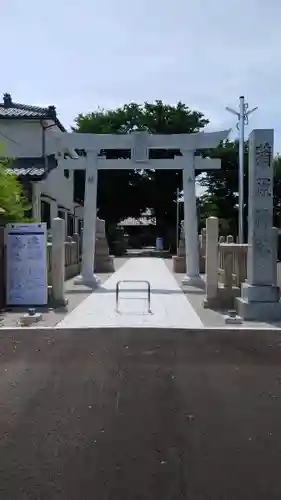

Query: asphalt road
[{"left": 0, "top": 328, "right": 281, "bottom": 500}]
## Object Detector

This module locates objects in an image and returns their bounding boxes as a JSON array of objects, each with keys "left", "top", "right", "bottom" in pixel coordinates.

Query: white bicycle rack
[{"left": 115, "top": 280, "right": 152, "bottom": 313}]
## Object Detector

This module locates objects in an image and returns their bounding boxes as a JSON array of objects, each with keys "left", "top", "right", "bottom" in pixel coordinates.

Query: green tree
[
  {"left": 0, "top": 158, "right": 31, "bottom": 223},
  {"left": 199, "top": 140, "right": 281, "bottom": 238},
  {"left": 198, "top": 140, "right": 247, "bottom": 237},
  {"left": 74, "top": 100, "right": 208, "bottom": 245}
]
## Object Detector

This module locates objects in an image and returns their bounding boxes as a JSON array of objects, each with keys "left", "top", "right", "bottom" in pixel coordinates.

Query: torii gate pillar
[
  {"left": 47, "top": 129, "right": 230, "bottom": 289},
  {"left": 74, "top": 152, "right": 100, "bottom": 288},
  {"left": 182, "top": 153, "right": 203, "bottom": 288}
]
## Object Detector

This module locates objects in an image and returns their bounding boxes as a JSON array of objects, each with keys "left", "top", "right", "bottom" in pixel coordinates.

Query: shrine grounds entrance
[{"left": 52, "top": 129, "right": 230, "bottom": 287}]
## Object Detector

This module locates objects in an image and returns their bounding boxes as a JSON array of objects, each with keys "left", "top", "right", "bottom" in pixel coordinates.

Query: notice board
[{"left": 6, "top": 222, "right": 48, "bottom": 306}]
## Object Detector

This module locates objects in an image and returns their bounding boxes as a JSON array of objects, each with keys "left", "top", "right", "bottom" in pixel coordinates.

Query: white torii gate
[{"left": 50, "top": 129, "right": 230, "bottom": 288}]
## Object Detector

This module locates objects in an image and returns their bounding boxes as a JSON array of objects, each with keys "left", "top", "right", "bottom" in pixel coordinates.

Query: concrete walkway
[{"left": 57, "top": 258, "right": 203, "bottom": 329}]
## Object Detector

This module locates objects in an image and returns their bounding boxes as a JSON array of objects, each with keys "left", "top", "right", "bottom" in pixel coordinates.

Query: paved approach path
[
  {"left": 0, "top": 328, "right": 281, "bottom": 499},
  {"left": 58, "top": 258, "right": 203, "bottom": 328}
]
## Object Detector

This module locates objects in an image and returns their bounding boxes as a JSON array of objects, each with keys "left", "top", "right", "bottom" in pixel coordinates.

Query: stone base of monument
[
  {"left": 74, "top": 274, "right": 101, "bottom": 288},
  {"left": 224, "top": 310, "right": 243, "bottom": 325},
  {"left": 94, "top": 255, "right": 115, "bottom": 273},
  {"left": 172, "top": 256, "right": 186, "bottom": 273},
  {"left": 182, "top": 275, "right": 205, "bottom": 289},
  {"left": 237, "top": 283, "right": 281, "bottom": 321},
  {"left": 241, "top": 283, "right": 280, "bottom": 302},
  {"left": 49, "top": 297, "right": 69, "bottom": 308},
  {"left": 203, "top": 284, "right": 240, "bottom": 310},
  {"left": 20, "top": 311, "right": 42, "bottom": 326}
]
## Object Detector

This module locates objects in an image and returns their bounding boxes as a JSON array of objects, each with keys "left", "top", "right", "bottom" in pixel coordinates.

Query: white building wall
[
  {"left": 0, "top": 119, "right": 62, "bottom": 158},
  {"left": 0, "top": 119, "right": 83, "bottom": 219},
  {"left": 41, "top": 167, "right": 74, "bottom": 211}
]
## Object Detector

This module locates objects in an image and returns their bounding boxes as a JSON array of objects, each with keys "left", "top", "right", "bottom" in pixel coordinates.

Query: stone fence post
[
  {"left": 223, "top": 246, "right": 234, "bottom": 291},
  {"left": 51, "top": 218, "right": 67, "bottom": 306},
  {"left": 73, "top": 233, "right": 80, "bottom": 263},
  {"left": 203, "top": 216, "right": 219, "bottom": 308},
  {"left": 199, "top": 227, "right": 206, "bottom": 273}
]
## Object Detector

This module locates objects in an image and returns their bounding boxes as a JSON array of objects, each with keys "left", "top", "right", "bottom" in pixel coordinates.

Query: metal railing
[{"left": 115, "top": 280, "right": 151, "bottom": 313}]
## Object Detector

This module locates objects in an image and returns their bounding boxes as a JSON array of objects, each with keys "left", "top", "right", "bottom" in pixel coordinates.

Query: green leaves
[
  {"left": 0, "top": 159, "right": 31, "bottom": 223},
  {"left": 74, "top": 100, "right": 208, "bottom": 232}
]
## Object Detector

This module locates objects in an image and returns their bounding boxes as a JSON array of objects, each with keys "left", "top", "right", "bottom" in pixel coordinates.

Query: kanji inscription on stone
[
  {"left": 255, "top": 142, "right": 272, "bottom": 168},
  {"left": 256, "top": 177, "right": 272, "bottom": 197},
  {"left": 247, "top": 129, "right": 274, "bottom": 286}
]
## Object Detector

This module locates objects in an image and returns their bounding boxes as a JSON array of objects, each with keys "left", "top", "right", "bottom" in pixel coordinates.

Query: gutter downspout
[{"left": 41, "top": 120, "right": 57, "bottom": 170}]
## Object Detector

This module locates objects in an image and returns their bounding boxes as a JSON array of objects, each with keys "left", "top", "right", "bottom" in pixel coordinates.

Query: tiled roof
[
  {"left": 0, "top": 93, "right": 66, "bottom": 131},
  {"left": 118, "top": 216, "right": 156, "bottom": 226},
  {"left": 6, "top": 155, "right": 57, "bottom": 180},
  {"left": 0, "top": 104, "right": 52, "bottom": 118}
]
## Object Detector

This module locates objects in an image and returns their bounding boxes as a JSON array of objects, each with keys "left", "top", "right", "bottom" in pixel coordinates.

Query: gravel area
[
  {"left": 0, "top": 327, "right": 281, "bottom": 499},
  {"left": 165, "top": 259, "right": 281, "bottom": 329},
  {"left": 0, "top": 257, "right": 128, "bottom": 328},
  {"left": 2, "top": 257, "right": 281, "bottom": 329}
]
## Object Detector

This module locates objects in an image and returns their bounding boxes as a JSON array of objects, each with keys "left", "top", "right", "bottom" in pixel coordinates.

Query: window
[
  {"left": 58, "top": 210, "right": 65, "bottom": 219},
  {"left": 67, "top": 214, "right": 74, "bottom": 236},
  {"left": 64, "top": 169, "right": 69, "bottom": 179},
  {"left": 22, "top": 182, "right": 32, "bottom": 218},
  {"left": 41, "top": 200, "right": 51, "bottom": 229}
]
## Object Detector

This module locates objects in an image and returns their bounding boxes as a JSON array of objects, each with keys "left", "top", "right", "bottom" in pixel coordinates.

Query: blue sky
[{"left": 2, "top": 0, "right": 281, "bottom": 150}]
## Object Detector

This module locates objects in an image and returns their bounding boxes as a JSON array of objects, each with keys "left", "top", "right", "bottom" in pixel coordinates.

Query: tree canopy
[
  {"left": 73, "top": 100, "right": 208, "bottom": 232},
  {"left": 73, "top": 100, "right": 281, "bottom": 240},
  {"left": 0, "top": 158, "right": 31, "bottom": 223},
  {"left": 198, "top": 140, "right": 281, "bottom": 237}
]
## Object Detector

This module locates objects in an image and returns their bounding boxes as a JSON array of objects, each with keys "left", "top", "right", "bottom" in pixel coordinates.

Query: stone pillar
[
  {"left": 199, "top": 227, "right": 206, "bottom": 273},
  {"left": 178, "top": 221, "right": 185, "bottom": 257},
  {"left": 182, "top": 160, "right": 203, "bottom": 287},
  {"left": 74, "top": 153, "right": 100, "bottom": 288},
  {"left": 50, "top": 200, "right": 58, "bottom": 229},
  {"left": 203, "top": 217, "right": 219, "bottom": 307},
  {"left": 73, "top": 232, "right": 80, "bottom": 264},
  {"left": 94, "top": 218, "right": 115, "bottom": 272},
  {"left": 172, "top": 221, "right": 186, "bottom": 272},
  {"left": 32, "top": 182, "right": 41, "bottom": 220},
  {"left": 51, "top": 217, "right": 67, "bottom": 305},
  {"left": 237, "top": 129, "right": 281, "bottom": 320},
  {"left": 74, "top": 217, "right": 80, "bottom": 234},
  {"left": 63, "top": 210, "right": 68, "bottom": 238}
]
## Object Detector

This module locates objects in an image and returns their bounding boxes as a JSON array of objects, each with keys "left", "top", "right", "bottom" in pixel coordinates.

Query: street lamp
[{"left": 226, "top": 96, "right": 258, "bottom": 243}]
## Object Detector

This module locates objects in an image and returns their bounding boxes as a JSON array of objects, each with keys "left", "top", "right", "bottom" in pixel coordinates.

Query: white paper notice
[{"left": 6, "top": 222, "right": 48, "bottom": 306}]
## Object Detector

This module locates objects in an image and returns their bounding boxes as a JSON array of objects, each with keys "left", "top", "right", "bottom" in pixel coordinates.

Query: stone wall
[{"left": 47, "top": 233, "right": 81, "bottom": 284}]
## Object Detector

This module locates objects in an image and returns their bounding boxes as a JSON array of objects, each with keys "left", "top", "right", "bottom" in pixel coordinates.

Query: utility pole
[
  {"left": 176, "top": 187, "right": 180, "bottom": 254},
  {"left": 226, "top": 96, "right": 258, "bottom": 243}
]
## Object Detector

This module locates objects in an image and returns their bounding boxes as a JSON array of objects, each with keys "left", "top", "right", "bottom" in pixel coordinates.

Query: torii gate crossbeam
[{"left": 53, "top": 129, "right": 230, "bottom": 288}]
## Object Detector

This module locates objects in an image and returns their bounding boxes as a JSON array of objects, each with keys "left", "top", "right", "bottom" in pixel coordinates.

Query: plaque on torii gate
[{"left": 47, "top": 129, "right": 230, "bottom": 288}]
